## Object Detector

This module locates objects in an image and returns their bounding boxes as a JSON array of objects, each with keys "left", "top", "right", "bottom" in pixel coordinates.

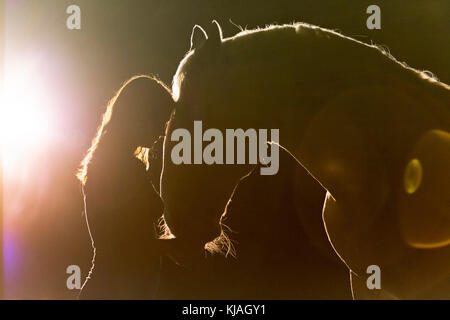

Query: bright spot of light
[
  {"left": 0, "top": 58, "right": 55, "bottom": 175},
  {"left": 404, "top": 158, "right": 423, "bottom": 195}
]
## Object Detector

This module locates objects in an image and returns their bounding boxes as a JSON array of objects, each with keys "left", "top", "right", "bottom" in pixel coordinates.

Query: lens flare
[{"left": 404, "top": 158, "right": 423, "bottom": 195}]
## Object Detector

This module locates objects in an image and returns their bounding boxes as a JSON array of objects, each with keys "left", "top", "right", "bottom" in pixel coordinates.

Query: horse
[{"left": 158, "top": 22, "right": 450, "bottom": 298}]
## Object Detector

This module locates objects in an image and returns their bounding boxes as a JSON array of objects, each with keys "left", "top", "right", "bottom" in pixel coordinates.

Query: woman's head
[{"left": 77, "top": 75, "right": 173, "bottom": 186}]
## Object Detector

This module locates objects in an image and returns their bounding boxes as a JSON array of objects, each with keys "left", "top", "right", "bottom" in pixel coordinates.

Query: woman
[{"left": 77, "top": 75, "right": 172, "bottom": 299}]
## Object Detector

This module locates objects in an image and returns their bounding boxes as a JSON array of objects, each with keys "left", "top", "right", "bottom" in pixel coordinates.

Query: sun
[{"left": 0, "top": 60, "right": 54, "bottom": 174}]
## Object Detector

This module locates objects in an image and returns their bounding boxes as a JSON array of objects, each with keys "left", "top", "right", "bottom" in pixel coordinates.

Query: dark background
[{"left": 1, "top": 0, "right": 449, "bottom": 299}]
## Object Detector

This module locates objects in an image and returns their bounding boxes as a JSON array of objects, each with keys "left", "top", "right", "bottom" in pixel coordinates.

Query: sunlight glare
[{"left": 0, "top": 60, "right": 54, "bottom": 174}]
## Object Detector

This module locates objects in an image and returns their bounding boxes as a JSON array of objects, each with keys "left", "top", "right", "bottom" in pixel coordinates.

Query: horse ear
[
  {"left": 190, "top": 21, "right": 222, "bottom": 51},
  {"left": 190, "top": 25, "right": 208, "bottom": 50},
  {"left": 209, "top": 20, "right": 223, "bottom": 42},
  {"left": 398, "top": 129, "right": 450, "bottom": 249}
]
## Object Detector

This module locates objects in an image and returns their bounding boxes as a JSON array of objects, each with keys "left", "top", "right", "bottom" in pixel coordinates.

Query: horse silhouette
[{"left": 158, "top": 22, "right": 450, "bottom": 298}]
